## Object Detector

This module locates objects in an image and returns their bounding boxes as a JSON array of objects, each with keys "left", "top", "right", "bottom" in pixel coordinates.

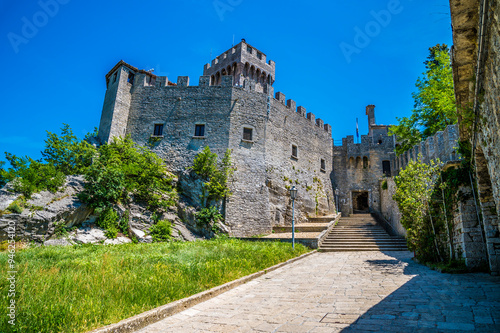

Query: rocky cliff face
[{"left": 0, "top": 175, "right": 202, "bottom": 245}]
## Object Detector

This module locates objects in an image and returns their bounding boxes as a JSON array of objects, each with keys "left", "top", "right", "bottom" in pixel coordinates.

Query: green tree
[
  {"left": 389, "top": 44, "right": 456, "bottom": 155},
  {"left": 42, "top": 123, "right": 96, "bottom": 175},
  {"left": 0, "top": 161, "right": 8, "bottom": 188},
  {"left": 393, "top": 155, "right": 442, "bottom": 262}
]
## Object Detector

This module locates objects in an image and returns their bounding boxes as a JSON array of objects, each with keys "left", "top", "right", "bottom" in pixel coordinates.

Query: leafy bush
[
  {"left": 381, "top": 179, "right": 388, "bottom": 190},
  {"left": 191, "top": 146, "right": 234, "bottom": 206},
  {"left": 148, "top": 220, "right": 172, "bottom": 242},
  {"left": 79, "top": 136, "right": 177, "bottom": 210},
  {"left": 7, "top": 199, "right": 24, "bottom": 214},
  {"left": 119, "top": 210, "right": 130, "bottom": 234},
  {"left": 3, "top": 154, "right": 66, "bottom": 198},
  {"left": 96, "top": 208, "right": 119, "bottom": 239},
  {"left": 195, "top": 206, "right": 222, "bottom": 230}
]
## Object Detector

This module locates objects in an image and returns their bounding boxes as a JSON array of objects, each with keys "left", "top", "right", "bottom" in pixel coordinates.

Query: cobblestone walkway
[{"left": 136, "top": 251, "right": 500, "bottom": 332}]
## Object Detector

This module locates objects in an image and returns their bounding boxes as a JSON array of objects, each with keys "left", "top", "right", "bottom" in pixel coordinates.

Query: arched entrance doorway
[{"left": 352, "top": 191, "right": 369, "bottom": 213}]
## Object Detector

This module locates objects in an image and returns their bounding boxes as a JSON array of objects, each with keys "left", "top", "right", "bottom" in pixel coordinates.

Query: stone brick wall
[
  {"left": 379, "top": 177, "right": 405, "bottom": 237},
  {"left": 450, "top": 0, "right": 500, "bottom": 275},
  {"left": 452, "top": 186, "right": 488, "bottom": 269},
  {"left": 477, "top": 0, "right": 500, "bottom": 219}
]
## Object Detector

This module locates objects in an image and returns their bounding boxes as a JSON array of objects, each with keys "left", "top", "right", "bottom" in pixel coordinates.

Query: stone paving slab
[{"left": 135, "top": 251, "right": 500, "bottom": 332}]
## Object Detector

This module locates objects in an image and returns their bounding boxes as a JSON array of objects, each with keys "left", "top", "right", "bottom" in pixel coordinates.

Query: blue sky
[{"left": 0, "top": 0, "right": 452, "bottom": 164}]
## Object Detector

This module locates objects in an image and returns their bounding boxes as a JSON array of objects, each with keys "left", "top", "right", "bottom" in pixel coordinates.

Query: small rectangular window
[
  {"left": 243, "top": 127, "right": 253, "bottom": 141},
  {"left": 292, "top": 145, "right": 298, "bottom": 158},
  {"left": 127, "top": 72, "right": 135, "bottom": 84},
  {"left": 382, "top": 160, "right": 391, "bottom": 177},
  {"left": 153, "top": 124, "right": 163, "bottom": 136},
  {"left": 194, "top": 124, "right": 205, "bottom": 137},
  {"left": 247, "top": 46, "right": 252, "bottom": 54},
  {"left": 257, "top": 52, "right": 262, "bottom": 60},
  {"left": 321, "top": 159, "right": 326, "bottom": 171}
]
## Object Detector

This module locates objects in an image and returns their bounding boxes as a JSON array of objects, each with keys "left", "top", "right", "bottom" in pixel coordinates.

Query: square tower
[{"left": 203, "top": 39, "right": 275, "bottom": 92}]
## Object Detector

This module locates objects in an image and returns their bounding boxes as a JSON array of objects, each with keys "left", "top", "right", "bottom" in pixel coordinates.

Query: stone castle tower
[
  {"left": 332, "top": 105, "right": 396, "bottom": 216},
  {"left": 97, "top": 40, "right": 336, "bottom": 236}
]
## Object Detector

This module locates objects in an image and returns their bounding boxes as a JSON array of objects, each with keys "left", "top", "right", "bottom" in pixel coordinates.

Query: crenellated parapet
[
  {"left": 394, "top": 124, "right": 460, "bottom": 173},
  {"left": 272, "top": 91, "right": 331, "bottom": 135}
]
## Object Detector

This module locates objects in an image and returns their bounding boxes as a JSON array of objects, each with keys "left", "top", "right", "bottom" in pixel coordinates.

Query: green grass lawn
[{"left": 0, "top": 238, "right": 309, "bottom": 333}]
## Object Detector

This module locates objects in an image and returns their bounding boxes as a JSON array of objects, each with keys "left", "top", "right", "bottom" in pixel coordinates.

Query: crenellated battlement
[
  {"left": 108, "top": 63, "right": 332, "bottom": 136},
  {"left": 394, "top": 124, "right": 460, "bottom": 173},
  {"left": 272, "top": 91, "right": 331, "bottom": 134}
]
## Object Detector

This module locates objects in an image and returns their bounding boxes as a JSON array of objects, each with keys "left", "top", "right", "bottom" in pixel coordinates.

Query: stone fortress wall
[
  {"left": 394, "top": 124, "right": 460, "bottom": 174},
  {"left": 97, "top": 40, "right": 334, "bottom": 237}
]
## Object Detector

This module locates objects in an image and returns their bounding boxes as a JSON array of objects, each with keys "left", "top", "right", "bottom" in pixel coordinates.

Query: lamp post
[
  {"left": 289, "top": 186, "right": 298, "bottom": 249},
  {"left": 335, "top": 188, "right": 340, "bottom": 214}
]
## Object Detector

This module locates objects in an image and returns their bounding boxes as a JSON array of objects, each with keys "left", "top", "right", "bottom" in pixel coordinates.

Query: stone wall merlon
[
  {"left": 316, "top": 118, "right": 324, "bottom": 128},
  {"left": 199, "top": 76, "right": 210, "bottom": 86},
  {"left": 177, "top": 76, "right": 189, "bottom": 87},
  {"left": 286, "top": 99, "right": 296, "bottom": 111},
  {"left": 324, "top": 124, "right": 332, "bottom": 134},
  {"left": 297, "top": 106, "right": 306, "bottom": 117},
  {"left": 275, "top": 92, "right": 286, "bottom": 104},
  {"left": 307, "top": 112, "right": 315, "bottom": 123}
]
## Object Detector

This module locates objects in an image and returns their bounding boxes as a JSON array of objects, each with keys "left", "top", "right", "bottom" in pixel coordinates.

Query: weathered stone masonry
[
  {"left": 450, "top": 0, "right": 500, "bottom": 274},
  {"left": 332, "top": 105, "right": 396, "bottom": 217},
  {"left": 97, "top": 40, "right": 334, "bottom": 237}
]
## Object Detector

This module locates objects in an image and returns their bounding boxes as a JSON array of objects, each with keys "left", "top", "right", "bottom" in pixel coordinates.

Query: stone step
[
  {"left": 307, "top": 216, "right": 336, "bottom": 223},
  {"left": 321, "top": 241, "right": 407, "bottom": 246},
  {"left": 321, "top": 244, "right": 406, "bottom": 249},
  {"left": 319, "top": 215, "right": 408, "bottom": 252},
  {"left": 327, "top": 232, "right": 389, "bottom": 236},
  {"left": 273, "top": 224, "right": 329, "bottom": 233},
  {"left": 319, "top": 247, "right": 408, "bottom": 252},
  {"left": 321, "top": 238, "right": 406, "bottom": 243}
]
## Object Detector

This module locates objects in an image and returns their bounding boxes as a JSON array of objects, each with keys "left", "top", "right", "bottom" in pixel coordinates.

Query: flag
[{"left": 356, "top": 118, "right": 359, "bottom": 140}]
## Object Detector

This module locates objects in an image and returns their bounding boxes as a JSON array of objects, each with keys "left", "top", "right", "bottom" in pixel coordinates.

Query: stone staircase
[{"left": 319, "top": 214, "right": 408, "bottom": 252}]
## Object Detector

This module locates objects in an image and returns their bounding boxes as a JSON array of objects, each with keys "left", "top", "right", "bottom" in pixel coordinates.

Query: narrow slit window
[
  {"left": 243, "top": 127, "right": 253, "bottom": 141},
  {"left": 153, "top": 124, "right": 163, "bottom": 136},
  {"left": 292, "top": 145, "right": 298, "bottom": 158},
  {"left": 321, "top": 159, "right": 326, "bottom": 171},
  {"left": 127, "top": 72, "right": 135, "bottom": 84},
  {"left": 194, "top": 124, "right": 205, "bottom": 137}
]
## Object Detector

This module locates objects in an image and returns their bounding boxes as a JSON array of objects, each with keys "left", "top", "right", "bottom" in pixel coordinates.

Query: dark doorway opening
[{"left": 352, "top": 191, "right": 369, "bottom": 213}]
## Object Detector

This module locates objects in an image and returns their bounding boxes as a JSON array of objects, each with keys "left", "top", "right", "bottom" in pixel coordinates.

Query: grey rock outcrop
[{"left": 0, "top": 176, "right": 93, "bottom": 242}]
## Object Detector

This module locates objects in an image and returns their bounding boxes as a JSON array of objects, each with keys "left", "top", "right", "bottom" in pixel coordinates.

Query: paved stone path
[{"left": 136, "top": 251, "right": 500, "bottom": 332}]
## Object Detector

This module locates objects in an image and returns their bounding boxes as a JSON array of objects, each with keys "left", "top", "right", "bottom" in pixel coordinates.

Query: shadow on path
[{"left": 340, "top": 252, "right": 500, "bottom": 332}]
